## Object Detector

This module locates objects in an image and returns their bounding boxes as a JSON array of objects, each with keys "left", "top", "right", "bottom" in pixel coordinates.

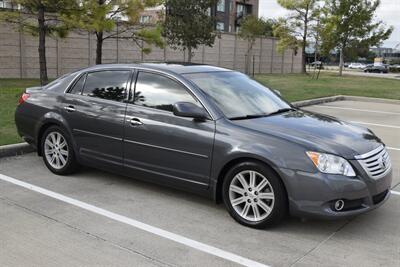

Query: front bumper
[{"left": 279, "top": 167, "right": 392, "bottom": 219}]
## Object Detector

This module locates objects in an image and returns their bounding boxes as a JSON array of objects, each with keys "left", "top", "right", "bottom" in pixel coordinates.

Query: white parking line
[
  {"left": 314, "top": 105, "right": 400, "bottom": 115},
  {"left": 391, "top": 191, "right": 400, "bottom": 196},
  {"left": 0, "top": 174, "right": 269, "bottom": 267},
  {"left": 350, "top": 121, "right": 400, "bottom": 129},
  {"left": 387, "top": 147, "right": 400, "bottom": 151}
]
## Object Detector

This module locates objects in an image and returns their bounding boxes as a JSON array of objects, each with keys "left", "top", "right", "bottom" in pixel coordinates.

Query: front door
[{"left": 123, "top": 71, "right": 215, "bottom": 188}]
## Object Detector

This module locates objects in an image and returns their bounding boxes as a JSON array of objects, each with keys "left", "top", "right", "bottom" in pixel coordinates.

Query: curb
[
  {"left": 292, "top": 95, "right": 345, "bottom": 107},
  {"left": 292, "top": 95, "right": 400, "bottom": 107},
  {"left": 0, "top": 142, "right": 35, "bottom": 158},
  {"left": 341, "top": 95, "right": 400, "bottom": 105}
]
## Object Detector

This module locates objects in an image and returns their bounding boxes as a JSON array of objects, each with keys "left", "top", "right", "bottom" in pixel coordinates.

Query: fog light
[{"left": 334, "top": 199, "right": 345, "bottom": 211}]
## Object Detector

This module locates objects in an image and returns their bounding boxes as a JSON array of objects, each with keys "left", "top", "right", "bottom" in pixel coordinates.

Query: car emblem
[{"left": 380, "top": 156, "right": 386, "bottom": 169}]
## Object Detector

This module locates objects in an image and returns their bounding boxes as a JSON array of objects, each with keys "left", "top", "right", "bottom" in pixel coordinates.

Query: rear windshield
[{"left": 44, "top": 71, "right": 83, "bottom": 91}]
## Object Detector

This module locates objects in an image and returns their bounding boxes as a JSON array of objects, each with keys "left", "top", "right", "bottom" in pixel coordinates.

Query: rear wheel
[
  {"left": 222, "top": 161, "right": 287, "bottom": 228},
  {"left": 41, "top": 126, "right": 79, "bottom": 175}
]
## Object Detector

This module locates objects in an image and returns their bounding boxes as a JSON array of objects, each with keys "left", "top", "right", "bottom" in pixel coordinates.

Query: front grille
[
  {"left": 355, "top": 145, "right": 391, "bottom": 179},
  {"left": 373, "top": 190, "right": 389, "bottom": 205}
]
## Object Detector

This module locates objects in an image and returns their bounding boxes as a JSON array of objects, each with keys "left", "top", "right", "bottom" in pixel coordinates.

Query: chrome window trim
[{"left": 63, "top": 66, "right": 216, "bottom": 121}]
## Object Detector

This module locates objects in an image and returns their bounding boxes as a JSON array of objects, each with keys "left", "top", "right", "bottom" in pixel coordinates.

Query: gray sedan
[{"left": 15, "top": 63, "right": 392, "bottom": 228}]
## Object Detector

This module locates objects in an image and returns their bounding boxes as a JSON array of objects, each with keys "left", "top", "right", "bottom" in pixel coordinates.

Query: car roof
[{"left": 80, "top": 62, "right": 232, "bottom": 75}]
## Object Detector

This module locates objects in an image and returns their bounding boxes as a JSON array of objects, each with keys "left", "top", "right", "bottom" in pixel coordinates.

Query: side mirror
[
  {"left": 274, "top": 89, "right": 282, "bottom": 96},
  {"left": 173, "top": 102, "right": 209, "bottom": 121}
]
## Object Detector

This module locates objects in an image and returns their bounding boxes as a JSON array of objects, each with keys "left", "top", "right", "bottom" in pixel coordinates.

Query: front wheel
[
  {"left": 41, "top": 126, "right": 79, "bottom": 175},
  {"left": 222, "top": 162, "right": 288, "bottom": 229}
]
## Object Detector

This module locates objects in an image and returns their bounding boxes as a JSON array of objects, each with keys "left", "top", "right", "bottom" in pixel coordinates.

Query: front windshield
[{"left": 184, "top": 71, "right": 291, "bottom": 119}]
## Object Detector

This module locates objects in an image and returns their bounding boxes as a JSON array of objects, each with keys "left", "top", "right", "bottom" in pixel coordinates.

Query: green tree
[
  {"left": 239, "top": 16, "right": 271, "bottom": 74},
  {"left": 63, "top": 0, "right": 164, "bottom": 65},
  {"left": 263, "top": 19, "right": 278, "bottom": 37},
  {"left": 273, "top": 0, "right": 321, "bottom": 73},
  {"left": 0, "top": 0, "right": 78, "bottom": 84},
  {"left": 162, "top": 0, "right": 217, "bottom": 62},
  {"left": 321, "top": 0, "right": 393, "bottom": 76}
]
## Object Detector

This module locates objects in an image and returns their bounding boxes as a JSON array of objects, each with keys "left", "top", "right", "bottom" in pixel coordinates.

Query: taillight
[{"left": 18, "top": 92, "right": 30, "bottom": 105}]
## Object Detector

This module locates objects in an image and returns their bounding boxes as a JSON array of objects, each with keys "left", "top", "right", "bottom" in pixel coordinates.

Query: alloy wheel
[
  {"left": 44, "top": 131, "right": 69, "bottom": 170},
  {"left": 229, "top": 170, "right": 275, "bottom": 222}
]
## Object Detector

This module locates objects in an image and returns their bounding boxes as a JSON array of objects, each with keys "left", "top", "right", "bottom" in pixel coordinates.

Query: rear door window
[{"left": 82, "top": 70, "right": 131, "bottom": 102}]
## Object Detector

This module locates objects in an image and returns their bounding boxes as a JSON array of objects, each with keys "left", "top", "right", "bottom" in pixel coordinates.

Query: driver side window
[{"left": 133, "top": 72, "right": 200, "bottom": 112}]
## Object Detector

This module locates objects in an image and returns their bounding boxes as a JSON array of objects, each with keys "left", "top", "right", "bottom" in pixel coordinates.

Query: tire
[
  {"left": 41, "top": 126, "right": 79, "bottom": 175},
  {"left": 222, "top": 161, "right": 288, "bottom": 229}
]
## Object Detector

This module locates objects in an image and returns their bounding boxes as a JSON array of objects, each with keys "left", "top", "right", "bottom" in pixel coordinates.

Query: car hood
[{"left": 232, "top": 110, "right": 382, "bottom": 159}]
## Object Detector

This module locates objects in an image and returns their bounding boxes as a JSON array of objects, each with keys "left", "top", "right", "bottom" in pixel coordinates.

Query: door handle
[
  {"left": 64, "top": 105, "right": 76, "bottom": 112},
  {"left": 130, "top": 118, "right": 143, "bottom": 126}
]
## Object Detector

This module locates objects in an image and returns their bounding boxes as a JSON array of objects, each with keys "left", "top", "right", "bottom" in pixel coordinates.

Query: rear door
[
  {"left": 123, "top": 71, "right": 215, "bottom": 188},
  {"left": 62, "top": 69, "right": 132, "bottom": 168}
]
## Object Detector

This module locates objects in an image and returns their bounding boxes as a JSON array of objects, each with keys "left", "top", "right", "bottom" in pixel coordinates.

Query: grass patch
[
  {"left": 0, "top": 79, "right": 41, "bottom": 146},
  {"left": 255, "top": 72, "right": 400, "bottom": 102}
]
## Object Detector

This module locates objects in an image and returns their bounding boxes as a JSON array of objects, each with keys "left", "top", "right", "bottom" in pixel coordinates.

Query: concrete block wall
[{"left": 0, "top": 22, "right": 302, "bottom": 79}]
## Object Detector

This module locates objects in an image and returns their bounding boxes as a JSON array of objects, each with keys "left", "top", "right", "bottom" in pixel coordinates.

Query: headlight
[{"left": 306, "top": 151, "right": 356, "bottom": 177}]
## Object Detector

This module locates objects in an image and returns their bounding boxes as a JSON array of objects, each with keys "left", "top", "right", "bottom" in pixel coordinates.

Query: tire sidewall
[
  {"left": 222, "top": 161, "right": 287, "bottom": 229},
  {"left": 41, "top": 126, "right": 77, "bottom": 175}
]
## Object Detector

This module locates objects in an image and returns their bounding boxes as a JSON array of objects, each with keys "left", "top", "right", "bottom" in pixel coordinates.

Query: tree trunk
[
  {"left": 301, "top": 6, "right": 309, "bottom": 74},
  {"left": 37, "top": 5, "right": 48, "bottom": 85},
  {"left": 96, "top": 31, "right": 103, "bottom": 65},
  {"left": 245, "top": 40, "right": 254, "bottom": 75},
  {"left": 187, "top": 47, "right": 192, "bottom": 63},
  {"left": 301, "top": 26, "right": 308, "bottom": 73},
  {"left": 339, "top": 48, "right": 344, "bottom": 76},
  {"left": 301, "top": 45, "right": 307, "bottom": 74}
]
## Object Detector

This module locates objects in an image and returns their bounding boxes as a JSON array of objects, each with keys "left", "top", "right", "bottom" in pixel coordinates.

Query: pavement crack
[
  {"left": 0, "top": 196, "right": 176, "bottom": 267},
  {"left": 288, "top": 219, "right": 353, "bottom": 267}
]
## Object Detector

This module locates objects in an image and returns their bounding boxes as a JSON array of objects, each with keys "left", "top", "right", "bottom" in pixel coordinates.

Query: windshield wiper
[
  {"left": 229, "top": 108, "right": 296, "bottom": 121},
  {"left": 266, "top": 108, "right": 296, "bottom": 117},
  {"left": 229, "top": 113, "right": 270, "bottom": 120}
]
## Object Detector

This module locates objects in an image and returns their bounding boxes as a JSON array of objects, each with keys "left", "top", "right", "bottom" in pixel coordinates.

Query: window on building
[
  {"left": 0, "top": 0, "right": 17, "bottom": 9},
  {"left": 216, "top": 22, "right": 225, "bottom": 31},
  {"left": 206, "top": 7, "right": 211, "bottom": 16},
  {"left": 134, "top": 72, "right": 199, "bottom": 112},
  {"left": 139, "top": 15, "right": 151, "bottom": 24},
  {"left": 236, "top": 4, "right": 244, "bottom": 17},
  {"left": 217, "top": 0, "right": 225, "bottom": 12},
  {"left": 83, "top": 71, "right": 131, "bottom": 102},
  {"left": 236, "top": 4, "right": 252, "bottom": 17}
]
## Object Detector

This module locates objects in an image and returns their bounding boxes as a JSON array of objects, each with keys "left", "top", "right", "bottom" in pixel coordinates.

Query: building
[
  {"left": 0, "top": 0, "right": 20, "bottom": 9},
  {"left": 138, "top": 5, "right": 164, "bottom": 25},
  {"left": 211, "top": 0, "right": 259, "bottom": 32},
  {"left": 370, "top": 47, "right": 394, "bottom": 57},
  {"left": 141, "top": 0, "right": 259, "bottom": 32},
  {"left": 370, "top": 46, "right": 400, "bottom": 64}
]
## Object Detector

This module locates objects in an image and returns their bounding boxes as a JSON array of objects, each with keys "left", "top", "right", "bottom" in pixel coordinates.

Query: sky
[{"left": 258, "top": 0, "right": 400, "bottom": 49}]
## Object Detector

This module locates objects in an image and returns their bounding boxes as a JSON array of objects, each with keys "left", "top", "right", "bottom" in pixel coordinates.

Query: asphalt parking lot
[{"left": 1, "top": 100, "right": 399, "bottom": 267}]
